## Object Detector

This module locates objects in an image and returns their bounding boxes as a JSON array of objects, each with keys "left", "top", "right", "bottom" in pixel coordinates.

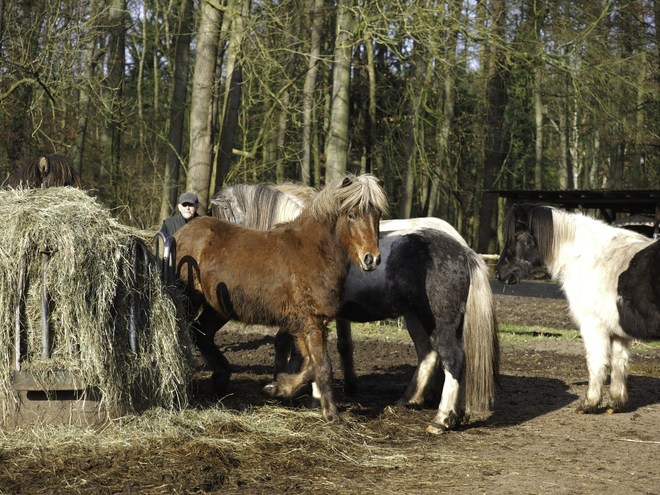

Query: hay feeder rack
[{"left": 12, "top": 237, "right": 151, "bottom": 393}]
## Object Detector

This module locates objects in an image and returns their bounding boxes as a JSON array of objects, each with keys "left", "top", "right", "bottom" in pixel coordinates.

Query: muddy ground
[{"left": 2, "top": 294, "right": 660, "bottom": 494}]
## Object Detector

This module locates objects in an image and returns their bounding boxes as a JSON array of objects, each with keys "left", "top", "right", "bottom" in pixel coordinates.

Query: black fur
[
  {"left": 338, "top": 229, "right": 470, "bottom": 382},
  {"left": 617, "top": 240, "right": 660, "bottom": 340},
  {"left": 496, "top": 204, "right": 553, "bottom": 284}
]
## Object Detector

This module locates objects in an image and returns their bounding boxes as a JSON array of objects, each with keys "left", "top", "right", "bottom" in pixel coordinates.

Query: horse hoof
[
  {"left": 211, "top": 373, "right": 230, "bottom": 398},
  {"left": 263, "top": 383, "right": 279, "bottom": 397},
  {"left": 322, "top": 409, "right": 340, "bottom": 422},
  {"left": 395, "top": 398, "right": 423, "bottom": 410},
  {"left": 426, "top": 422, "right": 449, "bottom": 435},
  {"left": 343, "top": 381, "right": 357, "bottom": 397},
  {"left": 576, "top": 404, "right": 598, "bottom": 414}
]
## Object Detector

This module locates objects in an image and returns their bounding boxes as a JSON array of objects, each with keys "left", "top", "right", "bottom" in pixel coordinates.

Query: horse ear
[
  {"left": 341, "top": 176, "right": 353, "bottom": 188},
  {"left": 377, "top": 179, "right": 385, "bottom": 189},
  {"left": 38, "top": 156, "right": 49, "bottom": 177}
]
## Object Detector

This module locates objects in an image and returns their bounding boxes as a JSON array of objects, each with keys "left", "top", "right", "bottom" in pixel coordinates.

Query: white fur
[
  {"left": 545, "top": 209, "right": 651, "bottom": 410},
  {"left": 380, "top": 217, "right": 468, "bottom": 246}
]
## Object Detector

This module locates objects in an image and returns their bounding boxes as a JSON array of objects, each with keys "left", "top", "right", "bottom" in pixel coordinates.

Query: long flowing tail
[{"left": 463, "top": 250, "right": 499, "bottom": 414}]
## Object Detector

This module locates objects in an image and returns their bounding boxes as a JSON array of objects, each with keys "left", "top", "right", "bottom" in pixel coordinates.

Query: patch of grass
[
  {"left": 631, "top": 340, "right": 660, "bottom": 349},
  {"left": 328, "top": 319, "right": 409, "bottom": 340},
  {"left": 498, "top": 323, "right": 581, "bottom": 344}
]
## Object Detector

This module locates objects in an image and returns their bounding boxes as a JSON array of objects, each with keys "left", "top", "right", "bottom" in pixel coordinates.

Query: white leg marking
[
  {"left": 609, "top": 335, "right": 630, "bottom": 411},
  {"left": 580, "top": 323, "right": 611, "bottom": 411},
  {"left": 310, "top": 381, "right": 321, "bottom": 409}
]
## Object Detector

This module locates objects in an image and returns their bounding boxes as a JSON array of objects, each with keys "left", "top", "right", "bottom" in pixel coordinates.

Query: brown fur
[
  {"left": 2, "top": 154, "right": 82, "bottom": 189},
  {"left": 174, "top": 174, "right": 387, "bottom": 421}
]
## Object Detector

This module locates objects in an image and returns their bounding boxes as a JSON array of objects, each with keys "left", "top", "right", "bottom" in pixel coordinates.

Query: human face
[{"left": 178, "top": 201, "right": 199, "bottom": 220}]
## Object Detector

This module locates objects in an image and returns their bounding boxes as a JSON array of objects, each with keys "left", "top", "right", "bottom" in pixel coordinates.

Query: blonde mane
[{"left": 308, "top": 174, "right": 388, "bottom": 222}]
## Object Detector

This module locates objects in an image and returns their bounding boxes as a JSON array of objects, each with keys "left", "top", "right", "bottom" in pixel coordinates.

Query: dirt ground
[{"left": 3, "top": 294, "right": 660, "bottom": 494}]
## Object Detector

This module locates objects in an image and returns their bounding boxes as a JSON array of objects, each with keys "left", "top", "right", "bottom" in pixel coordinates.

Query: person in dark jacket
[{"left": 160, "top": 192, "right": 200, "bottom": 236}]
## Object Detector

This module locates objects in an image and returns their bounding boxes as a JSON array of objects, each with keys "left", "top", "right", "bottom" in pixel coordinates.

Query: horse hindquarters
[
  {"left": 616, "top": 240, "right": 660, "bottom": 341},
  {"left": 427, "top": 249, "right": 498, "bottom": 433},
  {"left": 575, "top": 240, "right": 660, "bottom": 414}
]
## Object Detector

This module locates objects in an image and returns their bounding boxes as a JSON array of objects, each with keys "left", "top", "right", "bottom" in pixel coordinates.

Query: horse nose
[
  {"left": 495, "top": 269, "right": 502, "bottom": 281},
  {"left": 363, "top": 253, "right": 380, "bottom": 269}
]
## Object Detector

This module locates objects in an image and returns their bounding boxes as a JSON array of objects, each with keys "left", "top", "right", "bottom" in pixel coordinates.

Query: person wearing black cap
[{"left": 160, "top": 192, "right": 200, "bottom": 236}]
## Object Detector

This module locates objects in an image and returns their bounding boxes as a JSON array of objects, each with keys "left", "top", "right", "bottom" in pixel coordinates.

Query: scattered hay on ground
[{"left": 0, "top": 187, "right": 195, "bottom": 423}]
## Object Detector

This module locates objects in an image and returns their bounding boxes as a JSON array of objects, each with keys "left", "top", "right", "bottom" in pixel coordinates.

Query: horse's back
[{"left": 380, "top": 217, "right": 468, "bottom": 246}]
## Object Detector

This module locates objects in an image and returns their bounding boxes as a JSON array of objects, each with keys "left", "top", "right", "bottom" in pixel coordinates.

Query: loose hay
[{"left": 0, "top": 187, "right": 195, "bottom": 424}]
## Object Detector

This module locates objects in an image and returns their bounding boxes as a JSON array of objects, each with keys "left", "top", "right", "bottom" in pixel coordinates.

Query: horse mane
[
  {"left": 274, "top": 182, "right": 318, "bottom": 206},
  {"left": 308, "top": 174, "right": 388, "bottom": 222},
  {"left": 2, "top": 154, "right": 82, "bottom": 189},
  {"left": 236, "top": 184, "right": 307, "bottom": 228},
  {"left": 504, "top": 204, "right": 555, "bottom": 261}
]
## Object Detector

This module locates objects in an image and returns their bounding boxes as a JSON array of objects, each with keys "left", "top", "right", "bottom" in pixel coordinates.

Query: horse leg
[
  {"left": 577, "top": 323, "right": 610, "bottom": 414},
  {"left": 301, "top": 324, "right": 338, "bottom": 422},
  {"left": 426, "top": 323, "right": 465, "bottom": 434},
  {"left": 336, "top": 318, "right": 357, "bottom": 395},
  {"left": 194, "top": 305, "right": 230, "bottom": 397},
  {"left": 607, "top": 335, "right": 630, "bottom": 413},
  {"left": 396, "top": 314, "right": 437, "bottom": 408},
  {"left": 274, "top": 328, "right": 296, "bottom": 378},
  {"left": 264, "top": 322, "right": 338, "bottom": 422}
]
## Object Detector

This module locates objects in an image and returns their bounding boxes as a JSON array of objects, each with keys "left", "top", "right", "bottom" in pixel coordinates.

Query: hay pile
[{"left": 0, "top": 187, "right": 195, "bottom": 422}]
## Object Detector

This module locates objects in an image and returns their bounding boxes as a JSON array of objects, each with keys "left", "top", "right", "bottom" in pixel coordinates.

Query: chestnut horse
[
  {"left": 2, "top": 154, "right": 82, "bottom": 189},
  {"left": 174, "top": 174, "right": 388, "bottom": 421}
]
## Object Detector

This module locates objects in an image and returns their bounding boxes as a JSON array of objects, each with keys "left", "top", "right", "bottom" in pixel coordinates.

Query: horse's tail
[{"left": 463, "top": 249, "right": 499, "bottom": 415}]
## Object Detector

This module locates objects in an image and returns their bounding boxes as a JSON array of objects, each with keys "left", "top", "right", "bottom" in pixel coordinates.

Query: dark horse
[
  {"left": 2, "top": 154, "right": 82, "bottom": 189},
  {"left": 174, "top": 174, "right": 388, "bottom": 422},
  {"left": 496, "top": 203, "right": 660, "bottom": 414},
  {"left": 211, "top": 183, "right": 499, "bottom": 432}
]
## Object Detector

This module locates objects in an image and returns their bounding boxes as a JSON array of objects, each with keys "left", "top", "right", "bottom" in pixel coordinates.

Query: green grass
[
  {"left": 498, "top": 323, "right": 581, "bottom": 344},
  {"left": 328, "top": 319, "right": 409, "bottom": 340},
  {"left": 330, "top": 319, "right": 660, "bottom": 351}
]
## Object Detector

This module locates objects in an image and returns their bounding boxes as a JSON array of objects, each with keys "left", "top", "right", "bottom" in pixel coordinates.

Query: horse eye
[{"left": 348, "top": 211, "right": 356, "bottom": 221}]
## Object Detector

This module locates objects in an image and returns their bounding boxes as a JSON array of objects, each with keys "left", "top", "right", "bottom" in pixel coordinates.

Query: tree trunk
[
  {"left": 160, "top": 0, "right": 194, "bottom": 221},
  {"left": 300, "top": 0, "right": 324, "bottom": 184},
  {"left": 365, "top": 37, "right": 383, "bottom": 177},
  {"left": 633, "top": 37, "right": 646, "bottom": 188},
  {"left": 187, "top": 0, "right": 223, "bottom": 214},
  {"left": 100, "top": 0, "right": 126, "bottom": 203},
  {"left": 477, "top": 0, "right": 507, "bottom": 254},
  {"left": 0, "top": 0, "right": 5, "bottom": 50},
  {"left": 214, "top": 0, "right": 249, "bottom": 192},
  {"left": 73, "top": 0, "right": 97, "bottom": 177},
  {"left": 398, "top": 40, "right": 425, "bottom": 219},
  {"left": 589, "top": 126, "right": 600, "bottom": 188},
  {"left": 534, "top": 69, "right": 543, "bottom": 189},
  {"left": 558, "top": 75, "right": 569, "bottom": 189},
  {"left": 325, "top": 0, "right": 354, "bottom": 182},
  {"left": 428, "top": 1, "right": 458, "bottom": 217}
]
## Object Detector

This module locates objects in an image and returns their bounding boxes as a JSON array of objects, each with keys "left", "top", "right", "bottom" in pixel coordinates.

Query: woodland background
[{"left": 0, "top": 0, "right": 658, "bottom": 253}]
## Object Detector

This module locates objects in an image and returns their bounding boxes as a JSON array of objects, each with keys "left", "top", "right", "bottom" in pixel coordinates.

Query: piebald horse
[{"left": 496, "top": 203, "right": 660, "bottom": 414}]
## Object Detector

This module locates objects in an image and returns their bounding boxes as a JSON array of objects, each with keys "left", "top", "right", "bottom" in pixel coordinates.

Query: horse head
[
  {"left": 210, "top": 186, "right": 247, "bottom": 226},
  {"left": 495, "top": 203, "right": 552, "bottom": 285},
  {"left": 40, "top": 154, "right": 82, "bottom": 188},
  {"left": 313, "top": 174, "right": 387, "bottom": 272}
]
